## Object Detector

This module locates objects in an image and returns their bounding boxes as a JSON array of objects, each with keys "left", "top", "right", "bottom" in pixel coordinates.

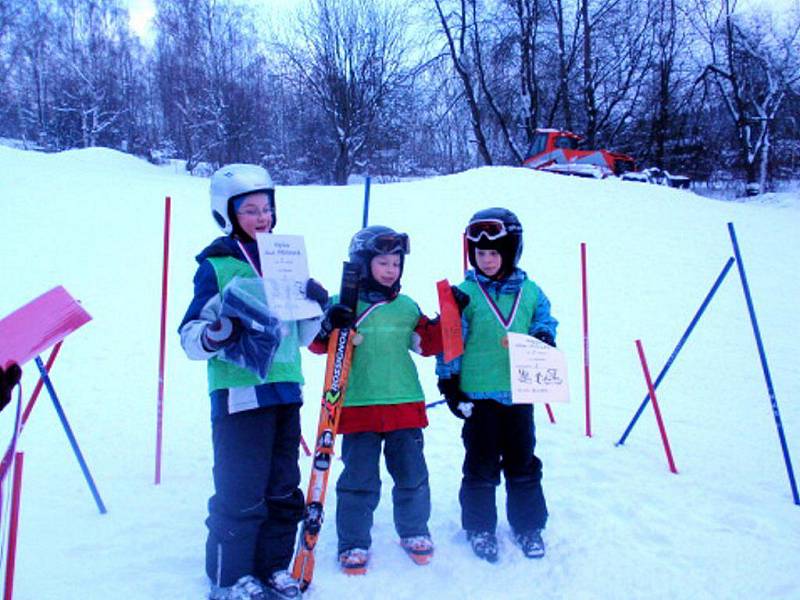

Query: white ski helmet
[{"left": 209, "top": 164, "right": 276, "bottom": 234}]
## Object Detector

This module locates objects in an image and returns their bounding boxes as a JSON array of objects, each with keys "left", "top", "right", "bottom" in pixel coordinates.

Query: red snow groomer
[{"left": 522, "top": 128, "right": 636, "bottom": 179}]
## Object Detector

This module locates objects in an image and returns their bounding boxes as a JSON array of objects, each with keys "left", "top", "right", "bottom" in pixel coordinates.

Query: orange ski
[{"left": 292, "top": 262, "right": 359, "bottom": 591}]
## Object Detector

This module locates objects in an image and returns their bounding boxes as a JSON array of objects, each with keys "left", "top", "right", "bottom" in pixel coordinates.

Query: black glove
[
  {"left": 450, "top": 286, "right": 470, "bottom": 313},
  {"left": 319, "top": 303, "right": 356, "bottom": 339},
  {"left": 533, "top": 331, "right": 556, "bottom": 347},
  {"left": 202, "top": 316, "right": 243, "bottom": 352},
  {"left": 437, "top": 375, "right": 474, "bottom": 419},
  {"left": 0, "top": 363, "right": 22, "bottom": 413},
  {"left": 305, "top": 278, "right": 329, "bottom": 309}
]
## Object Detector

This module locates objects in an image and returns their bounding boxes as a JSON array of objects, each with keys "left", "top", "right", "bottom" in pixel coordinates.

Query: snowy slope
[{"left": 1, "top": 146, "right": 798, "bottom": 600}]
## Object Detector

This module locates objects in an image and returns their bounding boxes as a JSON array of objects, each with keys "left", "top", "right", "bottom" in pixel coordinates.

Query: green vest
[
  {"left": 460, "top": 279, "right": 539, "bottom": 394},
  {"left": 206, "top": 256, "right": 304, "bottom": 392},
  {"left": 343, "top": 294, "right": 425, "bottom": 407}
]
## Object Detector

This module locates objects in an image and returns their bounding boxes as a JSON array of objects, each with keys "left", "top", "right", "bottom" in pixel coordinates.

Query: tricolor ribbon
[
  {"left": 476, "top": 281, "right": 523, "bottom": 331},
  {"left": 355, "top": 301, "right": 388, "bottom": 327},
  {"left": 237, "top": 240, "right": 262, "bottom": 277}
]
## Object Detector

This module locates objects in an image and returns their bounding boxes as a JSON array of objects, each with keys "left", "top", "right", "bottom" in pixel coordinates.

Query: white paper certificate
[
  {"left": 256, "top": 233, "right": 323, "bottom": 322},
  {"left": 507, "top": 332, "right": 570, "bottom": 404}
]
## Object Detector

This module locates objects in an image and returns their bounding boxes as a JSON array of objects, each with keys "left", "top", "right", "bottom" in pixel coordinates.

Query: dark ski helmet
[
  {"left": 348, "top": 225, "right": 410, "bottom": 292},
  {"left": 465, "top": 207, "right": 523, "bottom": 278},
  {"left": 210, "top": 164, "right": 276, "bottom": 235}
]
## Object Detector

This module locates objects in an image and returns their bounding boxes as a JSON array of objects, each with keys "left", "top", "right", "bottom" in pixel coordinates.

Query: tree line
[{"left": 0, "top": 0, "right": 798, "bottom": 193}]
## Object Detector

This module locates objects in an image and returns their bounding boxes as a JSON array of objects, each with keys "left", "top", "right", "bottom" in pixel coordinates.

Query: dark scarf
[{"left": 358, "top": 274, "right": 400, "bottom": 304}]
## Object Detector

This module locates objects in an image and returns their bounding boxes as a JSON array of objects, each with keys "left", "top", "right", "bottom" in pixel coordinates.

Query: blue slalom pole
[
  {"left": 362, "top": 176, "right": 371, "bottom": 228},
  {"left": 728, "top": 222, "right": 799, "bottom": 505},
  {"left": 617, "top": 257, "right": 735, "bottom": 446},
  {"left": 34, "top": 356, "right": 107, "bottom": 514}
]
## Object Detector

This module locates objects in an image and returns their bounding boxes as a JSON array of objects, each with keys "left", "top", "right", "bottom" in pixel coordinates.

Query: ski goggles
[
  {"left": 367, "top": 232, "right": 410, "bottom": 255},
  {"left": 465, "top": 219, "right": 510, "bottom": 242}
]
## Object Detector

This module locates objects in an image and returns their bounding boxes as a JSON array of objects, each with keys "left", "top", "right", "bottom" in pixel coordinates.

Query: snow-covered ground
[{"left": 1, "top": 146, "right": 799, "bottom": 599}]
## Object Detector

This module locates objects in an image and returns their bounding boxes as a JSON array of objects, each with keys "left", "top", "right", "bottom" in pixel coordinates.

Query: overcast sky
[
  {"left": 127, "top": 0, "right": 295, "bottom": 40},
  {"left": 125, "top": 0, "right": 798, "bottom": 44}
]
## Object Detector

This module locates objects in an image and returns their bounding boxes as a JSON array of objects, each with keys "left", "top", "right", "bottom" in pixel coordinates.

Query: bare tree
[
  {"left": 1, "top": 0, "right": 51, "bottom": 143},
  {"left": 696, "top": 0, "right": 800, "bottom": 194},
  {"left": 282, "top": 0, "right": 414, "bottom": 184},
  {"left": 579, "top": 0, "right": 655, "bottom": 147},
  {"left": 545, "top": 0, "right": 579, "bottom": 129},
  {"left": 433, "top": 0, "right": 493, "bottom": 165},
  {"left": 155, "top": 0, "right": 270, "bottom": 170},
  {"left": 468, "top": 0, "right": 524, "bottom": 162},
  {"left": 0, "top": 0, "right": 20, "bottom": 89},
  {"left": 49, "top": 0, "right": 131, "bottom": 147},
  {"left": 650, "top": 0, "right": 679, "bottom": 167}
]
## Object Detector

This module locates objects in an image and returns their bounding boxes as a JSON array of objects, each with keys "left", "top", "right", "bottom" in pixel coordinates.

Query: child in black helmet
[
  {"left": 178, "top": 164, "right": 329, "bottom": 600},
  {"left": 310, "top": 225, "right": 443, "bottom": 575},
  {"left": 436, "top": 207, "right": 557, "bottom": 563}
]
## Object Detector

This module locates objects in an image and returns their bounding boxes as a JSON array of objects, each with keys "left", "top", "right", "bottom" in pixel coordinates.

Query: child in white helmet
[{"left": 179, "top": 164, "right": 328, "bottom": 600}]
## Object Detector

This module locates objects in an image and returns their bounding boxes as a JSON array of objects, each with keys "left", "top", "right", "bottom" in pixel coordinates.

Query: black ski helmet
[
  {"left": 466, "top": 207, "right": 524, "bottom": 278},
  {"left": 348, "top": 225, "right": 410, "bottom": 285}
]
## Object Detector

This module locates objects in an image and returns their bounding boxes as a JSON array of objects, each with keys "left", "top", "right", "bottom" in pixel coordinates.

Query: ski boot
[
  {"left": 209, "top": 575, "right": 267, "bottom": 600},
  {"left": 514, "top": 529, "right": 545, "bottom": 559},
  {"left": 466, "top": 530, "right": 499, "bottom": 564},
  {"left": 400, "top": 535, "right": 434, "bottom": 565},
  {"left": 263, "top": 570, "right": 302, "bottom": 600},
  {"left": 338, "top": 548, "right": 369, "bottom": 575}
]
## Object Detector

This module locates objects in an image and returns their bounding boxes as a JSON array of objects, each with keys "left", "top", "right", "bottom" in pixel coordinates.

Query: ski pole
[
  {"left": 21, "top": 341, "right": 62, "bottom": 426},
  {"left": 635, "top": 341, "right": 677, "bottom": 474},
  {"left": 581, "top": 242, "right": 591, "bottom": 437},
  {"left": 728, "top": 222, "right": 798, "bottom": 505},
  {"left": 0, "top": 343, "right": 62, "bottom": 476},
  {"left": 155, "top": 195, "right": 171, "bottom": 485},
  {"left": 362, "top": 176, "right": 371, "bottom": 228},
  {"left": 34, "top": 356, "right": 107, "bottom": 514},
  {"left": 3, "top": 452, "right": 24, "bottom": 600},
  {"left": 617, "top": 257, "right": 734, "bottom": 446},
  {"left": 299, "top": 435, "right": 311, "bottom": 457}
]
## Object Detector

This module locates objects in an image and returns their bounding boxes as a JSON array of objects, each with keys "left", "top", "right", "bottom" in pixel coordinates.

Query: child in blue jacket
[
  {"left": 437, "top": 207, "right": 557, "bottom": 564},
  {"left": 179, "top": 164, "right": 327, "bottom": 600}
]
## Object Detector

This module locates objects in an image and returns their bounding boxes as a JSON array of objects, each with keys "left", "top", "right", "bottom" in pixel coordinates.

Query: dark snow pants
[
  {"left": 336, "top": 428, "right": 431, "bottom": 553},
  {"left": 459, "top": 401, "right": 548, "bottom": 535},
  {"left": 205, "top": 404, "right": 304, "bottom": 587}
]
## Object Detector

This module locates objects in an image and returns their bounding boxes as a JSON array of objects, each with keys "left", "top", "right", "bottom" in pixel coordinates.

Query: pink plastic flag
[{"left": 0, "top": 286, "right": 92, "bottom": 369}]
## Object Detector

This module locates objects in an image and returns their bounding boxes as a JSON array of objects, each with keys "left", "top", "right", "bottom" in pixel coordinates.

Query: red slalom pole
[
  {"left": 299, "top": 435, "right": 311, "bottom": 457},
  {"left": 581, "top": 242, "right": 591, "bottom": 437},
  {"left": 544, "top": 404, "right": 556, "bottom": 424},
  {"left": 21, "top": 341, "right": 61, "bottom": 428},
  {"left": 461, "top": 233, "right": 468, "bottom": 274},
  {"left": 4, "top": 452, "right": 25, "bottom": 600},
  {"left": 635, "top": 340, "right": 677, "bottom": 474},
  {"left": 0, "top": 342, "right": 63, "bottom": 472},
  {"left": 155, "top": 196, "right": 171, "bottom": 485}
]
